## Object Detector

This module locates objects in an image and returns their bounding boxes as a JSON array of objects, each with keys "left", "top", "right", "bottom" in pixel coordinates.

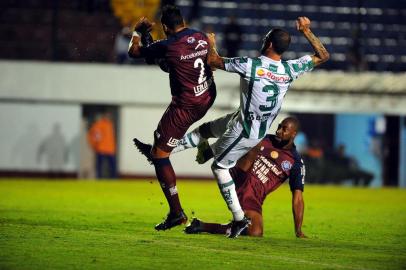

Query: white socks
[
  {"left": 212, "top": 165, "right": 245, "bottom": 221},
  {"left": 172, "top": 128, "right": 203, "bottom": 154}
]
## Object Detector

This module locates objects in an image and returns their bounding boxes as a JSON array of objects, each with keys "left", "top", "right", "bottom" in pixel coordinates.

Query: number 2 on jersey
[{"left": 194, "top": 58, "right": 206, "bottom": 84}]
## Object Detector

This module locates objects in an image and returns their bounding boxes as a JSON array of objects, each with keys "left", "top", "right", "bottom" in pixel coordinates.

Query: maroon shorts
[
  {"left": 230, "top": 167, "right": 265, "bottom": 215},
  {"left": 154, "top": 93, "right": 215, "bottom": 152}
]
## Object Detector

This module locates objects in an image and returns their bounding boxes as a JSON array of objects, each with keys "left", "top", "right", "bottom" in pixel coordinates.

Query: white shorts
[{"left": 209, "top": 112, "right": 261, "bottom": 169}]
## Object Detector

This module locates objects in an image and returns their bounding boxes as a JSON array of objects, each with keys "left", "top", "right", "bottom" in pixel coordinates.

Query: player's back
[
  {"left": 165, "top": 28, "right": 215, "bottom": 104},
  {"left": 225, "top": 55, "right": 313, "bottom": 139}
]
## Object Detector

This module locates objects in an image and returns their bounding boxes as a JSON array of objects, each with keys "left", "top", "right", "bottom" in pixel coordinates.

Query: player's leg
[
  {"left": 171, "top": 111, "right": 237, "bottom": 154},
  {"left": 184, "top": 217, "right": 230, "bottom": 234},
  {"left": 148, "top": 143, "right": 187, "bottom": 230},
  {"left": 244, "top": 210, "right": 263, "bottom": 237},
  {"left": 211, "top": 131, "right": 260, "bottom": 237},
  {"left": 146, "top": 104, "right": 191, "bottom": 230},
  {"left": 232, "top": 167, "right": 264, "bottom": 237}
]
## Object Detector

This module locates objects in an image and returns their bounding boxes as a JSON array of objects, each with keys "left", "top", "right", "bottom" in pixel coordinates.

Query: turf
[{"left": 0, "top": 179, "right": 405, "bottom": 270}]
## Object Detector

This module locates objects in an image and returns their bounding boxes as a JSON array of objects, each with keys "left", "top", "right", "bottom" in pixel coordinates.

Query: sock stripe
[
  {"left": 218, "top": 180, "right": 234, "bottom": 189},
  {"left": 187, "top": 133, "right": 197, "bottom": 147}
]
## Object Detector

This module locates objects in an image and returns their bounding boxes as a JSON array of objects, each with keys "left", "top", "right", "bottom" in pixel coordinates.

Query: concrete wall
[
  {"left": 0, "top": 60, "right": 404, "bottom": 180},
  {"left": 0, "top": 102, "right": 80, "bottom": 171}
]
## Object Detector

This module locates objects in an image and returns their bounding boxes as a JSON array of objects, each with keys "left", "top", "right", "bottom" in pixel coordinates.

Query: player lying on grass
[
  {"left": 178, "top": 16, "right": 327, "bottom": 237},
  {"left": 136, "top": 117, "right": 306, "bottom": 237},
  {"left": 181, "top": 117, "right": 306, "bottom": 237}
]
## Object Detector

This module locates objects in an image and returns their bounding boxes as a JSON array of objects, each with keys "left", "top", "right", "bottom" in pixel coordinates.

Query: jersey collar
[{"left": 260, "top": 55, "right": 281, "bottom": 64}]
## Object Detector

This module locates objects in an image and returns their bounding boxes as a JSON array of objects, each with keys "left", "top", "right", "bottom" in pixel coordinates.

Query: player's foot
[
  {"left": 196, "top": 140, "right": 213, "bottom": 164},
  {"left": 227, "top": 216, "right": 251, "bottom": 238},
  {"left": 133, "top": 138, "right": 153, "bottom": 165},
  {"left": 184, "top": 218, "right": 204, "bottom": 234},
  {"left": 155, "top": 211, "right": 188, "bottom": 231}
]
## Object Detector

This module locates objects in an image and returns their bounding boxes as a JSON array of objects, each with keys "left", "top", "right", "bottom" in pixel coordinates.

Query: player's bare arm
[
  {"left": 236, "top": 143, "right": 262, "bottom": 172},
  {"left": 296, "top": 17, "right": 330, "bottom": 67},
  {"left": 206, "top": 33, "right": 226, "bottom": 70},
  {"left": 128, "top": 17, "right": 154, "bottom": 58},
  {"left": 292, "top": 189, "right": 306, "bottom": 238}
]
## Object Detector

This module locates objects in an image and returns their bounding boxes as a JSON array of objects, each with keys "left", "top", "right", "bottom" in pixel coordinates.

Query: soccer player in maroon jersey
[
  {"left": 184, "top": 117, "right": 307, "bottom": 237},
  {"left": 128, "top": 5, "right": 217, "bottom": 230}
]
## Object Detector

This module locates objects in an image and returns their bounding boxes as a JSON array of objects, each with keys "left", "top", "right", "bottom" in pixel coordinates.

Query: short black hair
[
  {"left": 262, "top": 28, "right": 291, "bottom": 55},
  {"left": 283, "top": 116, "right": 300, "bottom": 132},
  {"left": 161, "top": 5, "right": 184, "bottom": 30}
]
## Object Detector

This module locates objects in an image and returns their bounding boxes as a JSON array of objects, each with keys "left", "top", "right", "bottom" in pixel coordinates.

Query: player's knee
[
  {"left": 248, "top": 227, "right": 263, "bottom": 237},
  {"left": 211, "top": 162, "right": 227, "bottom": 180},
  {"left": 151, "top": 145, "right": 171, "bottom": 159}
]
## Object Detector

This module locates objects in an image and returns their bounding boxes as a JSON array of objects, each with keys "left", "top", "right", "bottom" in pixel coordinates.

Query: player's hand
[
  {"left": 207, "top": 33, "right": 216, "bottom": 48},
  {"left": 296, "top": 231, "right": 308, "bottom": 238},
  {"left": 296, "top": 16, "right": 311, "bottom": 32},
  {"left": 134, "top": 17, "right": 155, "bottom": 34}
]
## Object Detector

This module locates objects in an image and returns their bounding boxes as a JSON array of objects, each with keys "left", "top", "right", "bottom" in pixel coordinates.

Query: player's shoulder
[
  {"left": 261, "top": 134, "right": 275, "bottom": 146},
  {"left": 225, "top": 56, "right": 251, "bottom": 65},
  {"left": 290, "top": 146, "right": 304, "bottom": 165},
  {"left": 184, "top": 28, "right": 209, "bottom": 39}
]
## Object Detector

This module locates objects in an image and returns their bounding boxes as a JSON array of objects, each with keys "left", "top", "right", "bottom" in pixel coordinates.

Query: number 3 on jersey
[{"left": 259, "top": 83, "right": 280, "bottom": 112}]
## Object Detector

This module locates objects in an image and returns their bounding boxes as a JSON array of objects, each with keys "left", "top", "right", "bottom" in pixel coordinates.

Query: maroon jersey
[
  {"left": 230, "top": 135, "right": 305, "bottom": 213},
  {"left": 140, "top": 28, "right": 215, "bottom": 107}
]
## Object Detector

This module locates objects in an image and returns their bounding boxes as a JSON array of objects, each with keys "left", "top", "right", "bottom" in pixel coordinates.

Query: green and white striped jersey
[{"left": 224, "top": 55, "right": 314, "bottom": 139}]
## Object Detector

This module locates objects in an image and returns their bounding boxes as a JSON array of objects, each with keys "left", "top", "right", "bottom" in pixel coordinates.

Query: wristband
[{"left": 132, "top": 31, "right": 141, "bottom": 38}]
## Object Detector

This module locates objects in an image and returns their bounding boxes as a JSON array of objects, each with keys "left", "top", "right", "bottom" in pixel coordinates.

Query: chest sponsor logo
[
  {"left": 252, "top": 155, "right": 283, "bottom": 184},
  {"left": 256, "top": 68, "right": 290, "bottom": 82},
  {"left": 195, "top": 40, "right": 208, "bottom": 50},
  {"left": 281, "top": 160, "right": 292, "bottom": 171},
  {"left": 180, "top": 49, "right": 208, "bottom": 60},
  {"left": 187, "top": 37, "right": 196, "bottom": 44}
]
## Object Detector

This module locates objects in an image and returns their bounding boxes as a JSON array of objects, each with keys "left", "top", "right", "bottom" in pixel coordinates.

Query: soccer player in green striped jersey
[{"left": 174, "top": 17, "right": 329, "bottom": 238}]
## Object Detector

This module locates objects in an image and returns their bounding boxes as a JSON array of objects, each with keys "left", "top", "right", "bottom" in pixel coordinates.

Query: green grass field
[{"left": 1, "top": 179, "right": 406, "bottom": 270}]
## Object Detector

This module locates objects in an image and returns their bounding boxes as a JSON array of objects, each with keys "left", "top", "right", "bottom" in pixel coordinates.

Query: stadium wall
[
  {"left": 400, "top": 117, "right": 406, "bottom": 187},
  {"left": 0, "top": 61, "right": 405, "bottom": 180}
]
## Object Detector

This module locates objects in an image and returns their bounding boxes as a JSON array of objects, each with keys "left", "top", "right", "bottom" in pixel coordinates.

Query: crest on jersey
[
  {"left": 270, "top": 151, "right": 279, "bottom": 159},
  {"left": 281, "top": 160, "right": 292, "bottom": 171},
  {"left": 195, "top": 40, "right": 208, "bottom": 50},
  {"left": 187, "top": 37, "right": 196, "bottom": 44}
]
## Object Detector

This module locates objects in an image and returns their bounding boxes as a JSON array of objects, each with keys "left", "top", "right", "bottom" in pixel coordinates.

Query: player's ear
[{"left": 162, "top": 24, "right": 168, "bottom": 33}]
